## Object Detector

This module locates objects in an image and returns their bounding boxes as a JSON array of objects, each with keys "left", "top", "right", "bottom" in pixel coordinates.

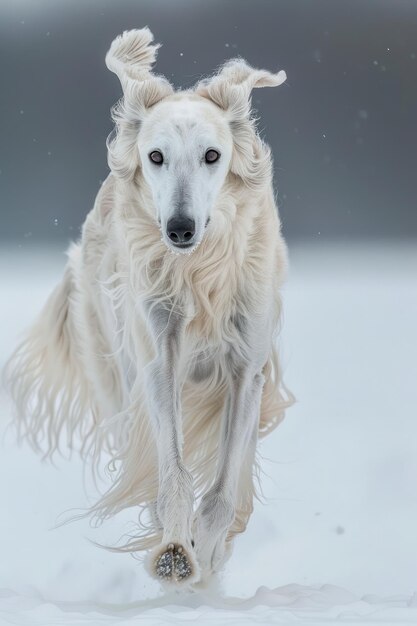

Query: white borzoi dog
[{"left": 5, "top": 27, "right": 293, "bottom": 587}]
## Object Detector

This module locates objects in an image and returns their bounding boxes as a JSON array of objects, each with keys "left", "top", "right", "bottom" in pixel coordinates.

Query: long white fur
[{"left": 4, "top": 28, "right": 294, "bottom": 586}]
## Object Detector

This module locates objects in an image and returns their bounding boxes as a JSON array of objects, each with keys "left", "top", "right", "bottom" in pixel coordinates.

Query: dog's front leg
[
  {"left": 193, "top": 368, "right": 264, "bottom": 579},
  {"left": 193, "top": 318, "right": 272, "bottom": 581},
  {"left": 143, "top": 301, "right": 199, "bottom": 585}
]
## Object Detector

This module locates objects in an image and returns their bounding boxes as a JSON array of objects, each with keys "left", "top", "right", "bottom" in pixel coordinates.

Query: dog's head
[{"left": 106, "top": 28, "right": 286, "bottom": 254}]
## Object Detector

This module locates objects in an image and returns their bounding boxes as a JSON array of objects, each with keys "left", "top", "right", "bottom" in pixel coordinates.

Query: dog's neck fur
[{"left": 90, "top": 170, "right": 282, "bottom": 346}]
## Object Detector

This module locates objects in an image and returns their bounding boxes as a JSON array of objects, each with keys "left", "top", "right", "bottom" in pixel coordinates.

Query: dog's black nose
[{"left": 167, "top": 216, "right": 195, "bottom": 245}]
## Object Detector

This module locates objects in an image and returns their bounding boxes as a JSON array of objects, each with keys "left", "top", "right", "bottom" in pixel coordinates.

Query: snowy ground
[{"left": 0, "top": 241, "right": 416, "bottom": 625}]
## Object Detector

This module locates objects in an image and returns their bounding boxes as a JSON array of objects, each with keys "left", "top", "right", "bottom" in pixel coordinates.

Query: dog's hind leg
[{"left": 142, "top": 300, "right": 199, "bottom": 586}]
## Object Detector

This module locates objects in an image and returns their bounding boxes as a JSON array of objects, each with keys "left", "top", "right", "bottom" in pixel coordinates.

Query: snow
[
  {"left": 1, "top": 585, "right": 417, "bottom": 625},
  {"left": 1, "top": 241, "right": 416, "bottom": 625}
]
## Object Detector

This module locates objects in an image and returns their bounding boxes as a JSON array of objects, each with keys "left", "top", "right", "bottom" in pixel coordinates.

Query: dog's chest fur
[
  {"left": 165, "top": 222, "right": 261, "bottom": 340},
  {"left": 95, "top": 178, "right": 274, "bottom": 366}
]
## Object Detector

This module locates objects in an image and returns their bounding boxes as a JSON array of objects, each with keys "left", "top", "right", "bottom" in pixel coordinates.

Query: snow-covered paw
[{"left": 149, "top": 542, "right": 200, "bottom": 585}]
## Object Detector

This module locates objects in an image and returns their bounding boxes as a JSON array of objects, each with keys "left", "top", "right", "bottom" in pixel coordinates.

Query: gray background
[{"left": 1, "top": 0, "right": 416, "bottom": 243}]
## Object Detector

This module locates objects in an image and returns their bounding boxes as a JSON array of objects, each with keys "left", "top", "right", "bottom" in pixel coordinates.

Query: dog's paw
[
  {"left": 193, "top": 530, "right": 232, "bottom": 580},
  {"left": 192, "top": 489, "right": 235, "bottom": 578},
  {"left": 148, "top": 542, "right": 200, "bottom": 585}
]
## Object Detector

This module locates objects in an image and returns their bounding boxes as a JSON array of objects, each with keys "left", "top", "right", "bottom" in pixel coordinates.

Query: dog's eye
[
  {"left": 149, "top": 150, "right": 163, "bottom": 165},
  {"left": 205, "top": 149, "right": 220, "bottom": 164}
]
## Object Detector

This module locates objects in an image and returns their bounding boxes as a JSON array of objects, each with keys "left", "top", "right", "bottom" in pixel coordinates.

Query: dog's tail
[{"left": 3, "top": 261, "right": 93, "bottom": 458}]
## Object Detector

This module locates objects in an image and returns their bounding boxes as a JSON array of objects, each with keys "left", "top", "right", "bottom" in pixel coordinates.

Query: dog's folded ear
[
  {"left": 106, "top": 28, "right": 160, "bottom": 84},
  {"left": 195, "top": 58, "right": 286, "bottom": 114},
  {"left": 105, "top": 28, "right": 173, "bottom": 180},
  {"left": 106, "top": 28, "right": 173, "bottom": 107},
  {"left": 195, "top": 59, "right": 286, "bottom": 191}
]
